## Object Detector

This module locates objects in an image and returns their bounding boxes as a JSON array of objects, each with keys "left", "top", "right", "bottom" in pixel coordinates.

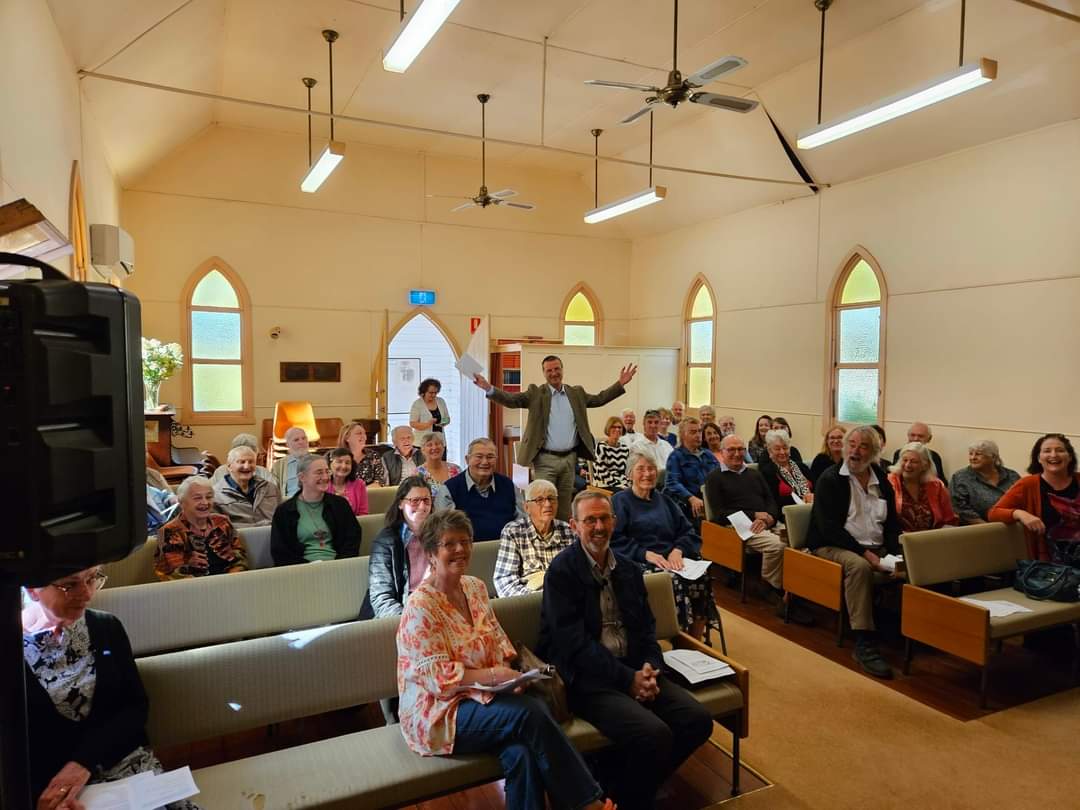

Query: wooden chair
[
  {"left": 701, "top": 485, "right": 761, "bottom": 604},
  {"left": 782, "top": 503, "right": 846, "bottom": 645}
]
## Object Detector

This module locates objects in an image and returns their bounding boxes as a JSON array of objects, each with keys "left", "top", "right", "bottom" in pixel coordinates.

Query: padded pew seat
[{"left": 974, "top": 587, "right": 1080, "bottom": 637}]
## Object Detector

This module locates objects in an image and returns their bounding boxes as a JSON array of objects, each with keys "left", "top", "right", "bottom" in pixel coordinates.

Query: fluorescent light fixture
[
  {"left": 584, "top": 186, "right": 667, "bottom": 224},
  {"left": 383, "top": 0, "right": 461, "bottom": 73},
  {"left": 797, "top": 58, "right": 997, "bottom": 150},
  {"left": 300, "top": 141, "right": 346, "bottom": 193}
]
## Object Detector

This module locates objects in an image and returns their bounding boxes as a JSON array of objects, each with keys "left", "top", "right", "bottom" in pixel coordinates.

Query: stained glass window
[
  {"left": 832, "top": 255, "right": 885, "bottom": 423},
  {"left": 685, "top": 279, "right": 715, "bottom": 408},
  {"left": 186, "top": 262, "right": 250, "bottom": 420},
  {"left": 562, "top": 287, "right": 599, "bottom": 346}
]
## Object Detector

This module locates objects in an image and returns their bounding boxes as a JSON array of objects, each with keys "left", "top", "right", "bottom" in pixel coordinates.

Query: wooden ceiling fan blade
[
  {"left": 688, "top": 92, "right": 758, "bottom": 113},
  {"left": 685, "top": 55, "right": 748, "bottom": 87},
  {"left": 585, "top": 79, "right": 662, "bottom": 92}
]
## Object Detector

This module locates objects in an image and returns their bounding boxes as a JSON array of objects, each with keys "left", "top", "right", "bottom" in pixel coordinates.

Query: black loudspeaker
[{"left": 0, "top": 254, "right": 143, "bottom": 585}]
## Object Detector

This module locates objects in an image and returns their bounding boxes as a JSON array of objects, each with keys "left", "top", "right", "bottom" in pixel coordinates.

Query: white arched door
[{"left": 387, "top": 313, "right": 462, "bottom": 464}]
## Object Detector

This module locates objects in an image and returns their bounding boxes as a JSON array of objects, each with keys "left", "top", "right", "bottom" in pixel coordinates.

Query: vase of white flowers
[{"left": 141, "top": 338, "right": 183, "bottom": 410}]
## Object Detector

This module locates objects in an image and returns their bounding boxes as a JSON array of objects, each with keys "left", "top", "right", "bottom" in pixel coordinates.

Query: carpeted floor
[{"left": 721, "top": 611, "right": 1079, "bottom": 809}]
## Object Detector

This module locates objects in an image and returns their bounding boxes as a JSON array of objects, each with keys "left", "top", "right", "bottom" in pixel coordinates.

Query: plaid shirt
[{"left": 493, "top": 516, "right": 576, "bottom": 597}]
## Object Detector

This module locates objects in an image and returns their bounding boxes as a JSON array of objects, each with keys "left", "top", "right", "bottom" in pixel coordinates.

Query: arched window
[
  {"left": 683, "top": 277, "right": 715, "bottom": 408},
  {"left": 561, "top": 283, "right": 601, "bottom": 346},
  {"left": 181, "top": 258, "right": 253, "bottom": 424},
  {"left": 829, "top": 250, "right": 887, "bottom": 424}
]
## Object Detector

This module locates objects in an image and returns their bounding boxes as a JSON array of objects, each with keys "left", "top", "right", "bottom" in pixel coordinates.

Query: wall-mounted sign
[
  {"left": 409, "top": 289, "right": 436, "bottom": 306},
  {"left": 470, "top": 316, "right": 482, "bottom": 334}
]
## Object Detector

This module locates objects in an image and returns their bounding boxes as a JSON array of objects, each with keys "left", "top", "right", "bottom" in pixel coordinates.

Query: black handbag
[
  {"left": 513, "top": 643, "right": 572, "bottom": 723},
  {"left": 1013, "top": 560, "right": 1080, "bottom": 602}
]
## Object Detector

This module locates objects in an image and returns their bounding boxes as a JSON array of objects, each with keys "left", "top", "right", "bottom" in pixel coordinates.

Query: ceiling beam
[
  {"left": 1008, "top": 0, "right": 1080, "bottom": 25},
  {"left": 79, "top": 70, "right": 826, "bottom": 188}
]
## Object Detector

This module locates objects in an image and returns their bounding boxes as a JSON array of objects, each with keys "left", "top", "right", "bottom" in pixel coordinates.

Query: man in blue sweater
[{"left": 444, "top": 438, "right": 525, "bottom": 541}]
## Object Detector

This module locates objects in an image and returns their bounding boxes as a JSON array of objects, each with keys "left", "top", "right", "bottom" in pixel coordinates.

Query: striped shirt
[{"left": 592, "top": 440, "right": 629, "bottom": 489}]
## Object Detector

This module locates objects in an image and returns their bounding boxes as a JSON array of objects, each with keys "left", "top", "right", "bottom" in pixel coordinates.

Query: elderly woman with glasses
[
  {"left": 417, "top": 431, "right": 460, "bottom": 512},
  {"left": 887, "top": 442, "right": 958, "bottom": 533},
  {"left": 337, "top": 421, "right": 388, "bottom": 486},
  {"left": 362, "top": 476, "right": 435, "bottom": 619},
  {"left": 612, "top": 447, "right": 708, "bottom": 638},
  {"left": 493, "top": 479, "right": 575, "bottom": 597},
  {"left": 758, "top": 429, "right": 814, "bottom": 508},
  {"left": 23, "top": 567, "right": 201, "bottom": 810},
  {"left": 156, "top": 476, "right": 248, "bottom": 580},
  {"left": 270, "top": 454, "right": 360, "bottom": 566},
  {"left": 949, "top": 439, "right": 1021, "bottom": 524},
  {"left": 397, "top": 510, "right": 614, "bottom": 810}
]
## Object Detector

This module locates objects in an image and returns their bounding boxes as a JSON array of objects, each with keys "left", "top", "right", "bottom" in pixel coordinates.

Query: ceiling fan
[
  {"left": 428, "top": 94, "right": 536, "bottom": 212},
  {"left": 585, "top": 0, "right": 759, "bottom": 125}
]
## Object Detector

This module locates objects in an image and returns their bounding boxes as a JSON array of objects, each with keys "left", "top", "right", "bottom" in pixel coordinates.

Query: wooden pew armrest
[
  {"left": 701, "top": 521, "right": 745, "bottom": 571},
  {"left": 673, "top": 632, "right": 750, "bottom": 738},
  {"left": 901, "top": 584, "right": 990, "bottom": 665},
  {"left": 782, "top": 547, "right": 843, "bottom": 611}
]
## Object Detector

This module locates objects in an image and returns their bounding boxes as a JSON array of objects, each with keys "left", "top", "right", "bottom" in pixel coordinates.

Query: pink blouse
[
  {"left": 330, "top": 477, "right": 369, "bottom": 516},
  {"left": 396, "top": 575, "right": 516, "bottom": 755}
]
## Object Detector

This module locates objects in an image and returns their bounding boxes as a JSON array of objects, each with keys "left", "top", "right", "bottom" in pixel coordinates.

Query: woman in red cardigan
[
  {"left": 887, "top": 442, "right": 958, "bottom": 533},
  {"left": 989, "top": 433, "right": 1080, "bottom": 562}
]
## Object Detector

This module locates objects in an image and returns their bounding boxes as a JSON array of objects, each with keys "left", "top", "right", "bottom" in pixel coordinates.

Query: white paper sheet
[
  {"left": 79, "top": 767, "right": 199, "bottom": 810},
  {"left": 662, "top": 649, "right": 734, "bottom": 685},
  {"left": 958, "top": 598, "right": 1034, "bottom": 617},
  {"left": 455, "top": 352, "right": 484, "bottom": 381},
  {"left": 673, "top": 558, "right": 712, "bottom": 581},
  {"left": 879, "top": 553, "right": 904, "bottom": 573},
  {"left": 454, "top": 668, "right": 551, "bottom": 694},
  {"left": 789, "top": 491, "right": 805, "bottom": 505},
  {"left": 726, "top": 512, "right": 755, "bottom": 541}
]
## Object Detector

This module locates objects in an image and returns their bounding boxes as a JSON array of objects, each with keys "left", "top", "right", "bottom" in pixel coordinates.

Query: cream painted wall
[
  {"left": 0, "top": 0, "right": 120, "bottom": 274},
  {"left": 122, "top": 125, "right": 632, "bottom": 457},
  {"left": 629, "top": 118, "right": 1080, "bottom": 477}
]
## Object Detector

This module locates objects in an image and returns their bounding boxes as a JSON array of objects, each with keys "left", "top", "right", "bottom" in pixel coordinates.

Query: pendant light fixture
[
  {"left": 584, "top": 114, "right": 667, "bottom": 224},
  {"left": 301, "top": 30, "right": 345, "bottom": 193},
  {"left": 383, "top": 0, "right": 461, "bottom": 73},
  {"left": 797, "top": 0, "right": 996, "bottom": 150}
]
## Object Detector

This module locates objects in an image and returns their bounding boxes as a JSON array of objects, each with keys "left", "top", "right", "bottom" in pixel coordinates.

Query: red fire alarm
[{"left": 469, "top": 317, "right": 482, "bottom": 334}]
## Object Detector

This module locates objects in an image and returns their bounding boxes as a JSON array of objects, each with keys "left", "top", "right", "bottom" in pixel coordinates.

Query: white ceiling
[{"left": 50, "top": 0, "right": 1080, "bottom": 237}]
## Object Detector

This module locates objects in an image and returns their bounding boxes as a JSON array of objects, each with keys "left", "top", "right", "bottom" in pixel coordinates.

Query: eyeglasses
[
  {"left": 527, "top": 496, "right": 557, "bottom": 505},
  {"left": 579, "top": 515, "right": 613, "bottom": 527},
  {"left": 51, "top": 571, "right": 108, "bottom": 595},
  {"left": 402, "top": 497, "right": 432, "bottom": 507},
  {"left": 437, "top": 539, "right": 473, "bottom": 551}
]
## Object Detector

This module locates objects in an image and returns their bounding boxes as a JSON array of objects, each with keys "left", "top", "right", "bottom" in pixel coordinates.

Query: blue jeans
[{"left": 454, "top": 693, "right": 601, "bottom": 810}]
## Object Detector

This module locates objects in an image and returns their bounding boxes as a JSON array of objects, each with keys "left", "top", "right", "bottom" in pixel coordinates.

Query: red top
[
  {"left": 886, "top": 474, "right": 957, "bottom": 532},
  {"left": 988, "top": 473, "right": 1080, "bottom": 561}
]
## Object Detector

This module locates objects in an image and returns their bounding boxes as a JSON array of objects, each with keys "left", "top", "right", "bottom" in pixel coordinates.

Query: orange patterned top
[{"left": 396, "top": 575, "right": 516, "bottom": 755}]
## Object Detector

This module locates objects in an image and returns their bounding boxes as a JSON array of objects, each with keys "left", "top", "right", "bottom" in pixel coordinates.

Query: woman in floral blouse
[
  {"left": 23, "top": 566, "right": 200, "bottom": 809},
  {"left": 396, "top": 510, "right": 614, "bottom": 810}
]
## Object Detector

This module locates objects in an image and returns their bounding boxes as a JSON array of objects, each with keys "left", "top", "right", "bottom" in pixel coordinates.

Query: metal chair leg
[
  {"left": 836, "top": 608, "right": 846, "bottom": 647},
  {"left": 903, "top": 638, "right": 913, "bottom": 675},
  {"left": 739, "top": 562, "right": 748, "bottom": 603},
  {"left": 979, "top": 665, "right": 989, "bottom": 709},
  {"left": 1072, "top": 623, "right": 1080, "bottom": 683},
  {"left": 730, "top": 713, "right": 741, "bottom": 796}
]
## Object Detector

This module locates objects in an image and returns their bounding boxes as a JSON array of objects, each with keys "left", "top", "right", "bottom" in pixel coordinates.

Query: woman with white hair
[
  {"left": 611, "top": 447, "right": 707, "bottom": 637},
  {"left": 493, "top": 479, "right": 575, "bottom": 597},
  {"left": 758, "top": 429, "right": 814, "bottom": 508},
  {"left": 949, "top": 440, "right": 1021, "bottom": 524},
  {"left": 156, "top": 476, "right": 248, "bottom": 579},
  {"left": 417, "top": 431, "right": 460, "bottom": 512},
  {"left": 887, "top": 442, "right": 957, "bottom": 533},
  {"left": 213, "top": 445, "right": 281, "bottom": 526}
]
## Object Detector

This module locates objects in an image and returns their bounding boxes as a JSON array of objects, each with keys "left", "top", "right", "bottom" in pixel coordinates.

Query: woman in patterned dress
[
  {"left": 396, "top": 510, "right": 614, "bottom": 810},
  {"left": 22, "top": 566, "right": 200, "bottom": 810},
  {"left": 337, "top": 420, "right": 389, "bottom": 486},
  {"left": 887, "top": 442, "right": 958, "bottom": 533}
]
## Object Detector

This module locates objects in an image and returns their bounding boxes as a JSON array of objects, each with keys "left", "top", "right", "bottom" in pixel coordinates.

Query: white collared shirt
[
  {"left": 839, "top": 461, "right": 886, "bottom": 547},
  {"left": 628, "top": 434, "right": 673, "bottom": 469}
]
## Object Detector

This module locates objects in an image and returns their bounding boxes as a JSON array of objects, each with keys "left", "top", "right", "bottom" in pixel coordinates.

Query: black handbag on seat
[{"left": 1013, "top": 560, "right": 1080, "bottom": 602}]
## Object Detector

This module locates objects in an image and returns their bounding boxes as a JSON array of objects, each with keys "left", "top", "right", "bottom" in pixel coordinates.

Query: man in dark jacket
[
  {"left": 807, "top": 425, "right": 902, "bottom": 679},
  {"left": 539, "top": 491, "right": 712, "bottom": 810}
]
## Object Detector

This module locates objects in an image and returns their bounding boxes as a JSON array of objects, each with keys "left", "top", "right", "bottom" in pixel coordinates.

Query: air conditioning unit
[{"left": 89, "top": 224, "right": 135, "bottom": 277}]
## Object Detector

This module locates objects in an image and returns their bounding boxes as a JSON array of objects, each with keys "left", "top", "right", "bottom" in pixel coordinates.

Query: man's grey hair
[
  {"left": 226, "top": 445, "right": 257, "bottom": 464},
  {"left": 844, "top": 425, "right": 881, "bottom": 461},
  {"left": 621, "top": 408, "right": 636, "bottom": 418},
  {"left": 699, "top": 405, "right": 716, "bottom": 418},
  {"left": 764, "top": 429, "right": 790, "bottom": 450},
  {"left": 391, "top": 425, "right": 412, "bottom": 442},
  {"left": 968, "top": 439, "right": 1002, "bottom": 465},
  {"left": 572, "top": 489, "right": 612, "bottom": 520},
  {"left": 889, "top": 442, "right": 937, "bottom": 482},
  {"left": 626, "top": 445, "right": 660, "bottom": 476},
  {"left": 467, "top": 437, "right": 497, "bottom": 455},
  {"left": 284, "top": 426, "right": 307, "bottom": 442},
  {"left": 230, "top": 433, "right": 260, "bottom": 450},
  {"left": 525, "top": 479, "right": 557, "bottom": 501},
  {"left": 419, "top": 430, "right": 445, "bottom": 448},
  {"left": 176, "top": 475, "right": 213, "bottom": 502},
  {"left": 678, "top": 416, "right": 701, "bottom": 437},
  {"left": 297, "top": 452, "right": 327, "bottom": 476}
]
